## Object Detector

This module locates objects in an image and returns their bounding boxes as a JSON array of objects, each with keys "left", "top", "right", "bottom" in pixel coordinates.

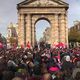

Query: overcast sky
[{"left": 0, "top": 0, "right": 80, "bottom": 38}]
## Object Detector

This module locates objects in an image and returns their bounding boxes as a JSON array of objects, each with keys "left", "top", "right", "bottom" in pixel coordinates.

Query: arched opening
[{"left": 35, "top": 18, "right": 51, "bottom": 44}]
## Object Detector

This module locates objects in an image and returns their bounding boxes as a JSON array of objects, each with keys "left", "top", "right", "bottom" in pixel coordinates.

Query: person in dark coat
[
  {"left": 61, "top": 55, "right": 74, "bottom": 71},
  {"left": 61, "top": 56, "right": 74, "bottom": 80}
]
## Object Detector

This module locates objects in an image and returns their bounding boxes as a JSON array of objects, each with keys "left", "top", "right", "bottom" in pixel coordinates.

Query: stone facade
[
  {"left": 69, "top": 21, "right": 80, "bottom": 47},
  {"left": 7, "top": 23, "right": 18, "bottom": 45},
  {"left": 17, "top": 0, "right": 69, "bottom": 47},
  {"left": 69, "top": 21, "right": 80, "bottom": 31}
]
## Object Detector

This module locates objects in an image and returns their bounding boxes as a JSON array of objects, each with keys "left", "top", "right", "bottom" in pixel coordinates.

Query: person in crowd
[
  {"left": 72, "top": 61, "right": 80, "bottom": 79},
  {"left": 12, "top": 77, "right": 23, "bottom": 80},
  {"left": 74, "top": 72, "right": 80, "bottom": 80},
  {"left": 0, "top": 42, "right": 80, "bottom": 80}
]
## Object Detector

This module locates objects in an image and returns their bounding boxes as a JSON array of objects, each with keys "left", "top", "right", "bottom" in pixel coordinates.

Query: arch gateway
[{"left": 17, "top": 0, "right": 69, "bottom": 47}]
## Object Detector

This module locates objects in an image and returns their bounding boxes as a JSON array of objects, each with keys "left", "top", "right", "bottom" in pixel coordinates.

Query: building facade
[
  {"left": 69, "top": 21, "right": 80, "bottom": 31},
  {"left": 7, "top": 23, "right": 18, "bottom": 46},
  {"left": 69, "top": 21, "right": 80, "bottom": 47}
]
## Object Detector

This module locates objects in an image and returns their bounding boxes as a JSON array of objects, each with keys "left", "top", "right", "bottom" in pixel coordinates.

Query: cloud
[
  {"left": 65, "top": 0, "right": 80, "bottom": 27},
  {"left": 0, "top": 0, "right": 80, "bottom": 36}
]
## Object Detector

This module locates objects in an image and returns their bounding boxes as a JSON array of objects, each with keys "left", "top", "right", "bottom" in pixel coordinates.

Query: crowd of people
[{"left": 0, "top": 42, "right": 80, "bottom": 80}]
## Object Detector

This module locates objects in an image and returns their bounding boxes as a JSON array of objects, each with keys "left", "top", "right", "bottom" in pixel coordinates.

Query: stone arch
[
  {"left": 34, "top": 17, "right": 51, "bottom": 44},
  {"left": 31, "top": 15, "right": 53, "bottom": 46},
  {"left": 34, "top": 17, "right": 51, "bottom": 26},
  {"left": 17, "top": 0, "right": 69, "bottom": 47}
]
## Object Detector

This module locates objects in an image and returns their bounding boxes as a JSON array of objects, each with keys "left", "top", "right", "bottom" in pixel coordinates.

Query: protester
[{"left": 0, "top": 42, "right": 80, "bottom": 80}]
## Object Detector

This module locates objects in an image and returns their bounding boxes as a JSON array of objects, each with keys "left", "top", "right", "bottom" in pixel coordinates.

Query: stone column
[
  {"left": 26, "top": 14, "right": 31, "bottom": 45},
  {"left": 31, "top": 20, "right": 34, "bottom": 47},
  {"left": 24, "top": 15, "right": 26, "bottom": 47},
  {"left": 65, "top": 14, "right": 68, "bottom": 47},
  {"left": 54, "top": 14, "right": 59, "bottom": 44},
  {"left": 18, "top": 14, "right": 24, "bottom": 45},
  {"left": 51, "top": 14, "right": 59, "bottom": 45},
  {"left": 59, "top": 14, "right": 66, "bottom": 44},
  {"left": 51, "top": 20, "right": 54, "bottom": 44}
]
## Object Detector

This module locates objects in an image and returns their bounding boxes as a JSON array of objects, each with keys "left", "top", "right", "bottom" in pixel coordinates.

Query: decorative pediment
[
  {"left": 17, "top": 0, "right": 69, "bottom": 8},
  {"left": 27, "top": 0, "right": 59, "bottom": 6}
]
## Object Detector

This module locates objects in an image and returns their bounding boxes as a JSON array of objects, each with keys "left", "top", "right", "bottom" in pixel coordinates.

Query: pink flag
[{"left": 49, "top": 67, "right": 59, "bottom": 72}]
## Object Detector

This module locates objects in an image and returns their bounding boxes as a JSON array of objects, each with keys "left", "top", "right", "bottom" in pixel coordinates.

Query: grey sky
[
  {"left": 0, "top": 0, "right": 23, "bottom": 37},
  {"left": 0, "top": 0, "right": 80, "bottom": 37}
]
